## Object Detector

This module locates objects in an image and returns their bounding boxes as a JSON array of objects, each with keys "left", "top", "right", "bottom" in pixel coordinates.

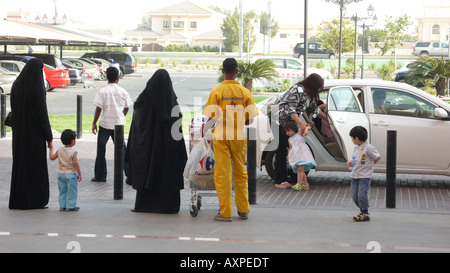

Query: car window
[
  {"left": 433, "top": 42, "right": 440, "bottom": 48},
  {"left": 416, "top": 42, "right": 430, "bottom": 47},
  {"left": 328, "top": 87, "right": 361, "bottom": 112},
  {"left": 271, "top": 59, "right": 284, "bottom": 68},
  {"left": 442, "top": 43, "right": 449, "bottom": 49},
  {"left": 286, "top": 60, "right": 302, "bottom": 70},
  {"left": 371, "top": 88, "right": 436, "bottom": 118}
]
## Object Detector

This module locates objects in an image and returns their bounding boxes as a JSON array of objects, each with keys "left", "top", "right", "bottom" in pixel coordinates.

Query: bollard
[
  {"left": 76, "top": 95, "right": 82, "bottom": 139},
  {"left": 114, "top": 125, "right": 124, "bottom": 200},
  {"left": 247, "top": 127, "right": 257, "bottom": 205},
  {"left": 1, "top": 94, "right": 5, "bottom": 138},
  {"left": 386, "top": 130, "right": 397, "bottom": 208}
]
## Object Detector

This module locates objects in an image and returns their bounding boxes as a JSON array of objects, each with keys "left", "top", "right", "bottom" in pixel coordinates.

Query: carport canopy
[{"left": 0, "top": 19, "right": 137, "bottom": 56}]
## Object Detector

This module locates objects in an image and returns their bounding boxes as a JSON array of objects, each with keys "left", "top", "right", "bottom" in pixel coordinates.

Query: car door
[
  {"left": 368, "top": 87, "right": 450, "bottom": 172},
  {"left": 326, "top": 86, "right": 370, "bottom": 161}
]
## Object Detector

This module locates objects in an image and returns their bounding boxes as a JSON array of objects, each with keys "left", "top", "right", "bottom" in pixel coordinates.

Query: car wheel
[
  {"left": 329, "top": 54, "right": 335, "bottom": 60},
  {"left": 420, "top": 51, "right": 429, "bottom": 56},
  {"left": 299, "top": 54, "right": 304, "bottom": 60},
  {"left": 264, "top": 150, "right": 297, "bottom": 181}
]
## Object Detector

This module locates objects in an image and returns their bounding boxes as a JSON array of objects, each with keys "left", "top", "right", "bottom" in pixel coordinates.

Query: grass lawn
[
  {"left": 3, "top": 96, "right": 270, "bottom": 135},
  {"left": 47, "top": 96, "right": 269, "bottom": 135}
]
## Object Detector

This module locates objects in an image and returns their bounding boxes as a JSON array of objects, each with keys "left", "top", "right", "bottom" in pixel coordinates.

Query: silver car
[
  {"left": 253, "top": 79, "right": 450, "bottom": 178},
  {"left": 0, "top": 66, "right": 17, "bottom": 94}
]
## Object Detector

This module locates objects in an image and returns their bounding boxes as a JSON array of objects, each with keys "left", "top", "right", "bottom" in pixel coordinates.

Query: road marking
[{"left": 1, "top": 230, "right": 450, "bottom": 253}]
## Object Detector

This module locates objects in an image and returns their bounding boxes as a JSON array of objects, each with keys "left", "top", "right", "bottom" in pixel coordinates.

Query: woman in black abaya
[
  {"left": 126, "top": 69, "right": 187, "bottom": 213},
  {"left": 9, "top": 58, "right": 53, "bottom": 209}
]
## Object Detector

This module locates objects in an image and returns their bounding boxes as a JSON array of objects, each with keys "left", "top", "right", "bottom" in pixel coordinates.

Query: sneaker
[
  {"left": 67, "top": 207, "right": 80, "bottom": 211},
  {"left": 91, "top": 177, "right": 106, "bottom": 182},
  {"left": 214, "top": 214, "right": 232, "bottom": 222},
  {"left": 353, "top": 212, "right": 370, "bottom": 222},
  {"left": 238, "top": 211, "right": 249, "bottom": 220}
]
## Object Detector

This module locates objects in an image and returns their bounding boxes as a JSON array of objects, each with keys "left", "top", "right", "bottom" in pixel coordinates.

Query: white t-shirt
[
  {"left": 351, "top": 142, "right": 380, "bottom": 179},
  {"left": 93, "top": 83, "right": 133, "bottom": 130}
]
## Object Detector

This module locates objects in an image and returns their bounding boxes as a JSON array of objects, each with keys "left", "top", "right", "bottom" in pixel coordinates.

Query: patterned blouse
[{"left": 277, "top": 85, "right": 320, "bottom": 123}]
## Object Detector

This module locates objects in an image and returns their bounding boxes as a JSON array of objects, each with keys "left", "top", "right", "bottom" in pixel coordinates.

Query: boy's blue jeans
[
  {"left": 350, "top": 178, "right": 371, "bottom": 210},
  {"left": 94, "top": 126, "right": 128, "bottom": 180},
  {"left": 58, "top": 173, "right": 78, "bottom": 209}
]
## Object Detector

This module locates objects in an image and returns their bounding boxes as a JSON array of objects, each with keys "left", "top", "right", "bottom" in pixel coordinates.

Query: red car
[{"left": 43, "top": 64, "right": 70, "bottom": 91}]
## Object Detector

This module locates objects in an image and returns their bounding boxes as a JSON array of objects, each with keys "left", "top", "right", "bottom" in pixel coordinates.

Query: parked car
[
  {"left": 249, "top": 79, "right": 450, "bottom": 179},
  {"left": 20, "top": 53, "right": 66, "bottom": 69},
  {"left": 394, "top": 62, "right": 424, "bottom": 88},
  {"left": 62, "top": 58, "right": 101, "bottom": 80},
  {"left": 42, "top": 64, "right": 70, "bottom": 91},
  {"left": 0, "top": 55, "right": 61, "bottom": 91},
  {"left": 412, "top": 41, "right": 449, "bottom": 57},
  {"left": 0, "top": 66, "right": 17, "bottom": 94},
  {"left": 293, "top": 42, "right": 335, "bottom": 59},
  {"left": 83, "top": 58, "right": 121, "bottom": 80},
  {"left": 251, "top": 56, "right": 333, "bottom": 89},
  {"left": 81, "top": 51, "right": 136, "bottom": 77}
]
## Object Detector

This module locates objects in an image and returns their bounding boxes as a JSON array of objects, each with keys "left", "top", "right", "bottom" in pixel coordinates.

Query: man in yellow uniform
[{"left": 203, "top": 58, "right": 258, "bottom": 222}]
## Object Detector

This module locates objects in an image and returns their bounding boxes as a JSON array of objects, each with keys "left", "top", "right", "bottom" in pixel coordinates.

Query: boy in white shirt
[
  {"left": 91, "top": 67, "right": 133, "bottom": 182},
  {"left": 347, "top": 126, "right": 381, "bottom": 222}
]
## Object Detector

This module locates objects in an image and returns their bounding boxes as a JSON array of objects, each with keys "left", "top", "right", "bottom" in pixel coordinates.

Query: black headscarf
[
  {"left": 9, "top": 58, "right": 53, "bottom": 209},
  {"left": 126, "top": 69, "right": 187, "bottom": 192}
]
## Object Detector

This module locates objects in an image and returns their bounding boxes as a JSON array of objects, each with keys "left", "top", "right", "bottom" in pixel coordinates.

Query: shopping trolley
[{"left": 82, "top": 71, "right": 95, "bottom": 89}]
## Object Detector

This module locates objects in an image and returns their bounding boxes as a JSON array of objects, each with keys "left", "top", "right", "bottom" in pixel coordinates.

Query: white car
[
  {"left": 251, "top": 79, "right": 450, "bottom": 178},
  {"left": 250, "top": 56, "right": 333, "bottom": 89}
]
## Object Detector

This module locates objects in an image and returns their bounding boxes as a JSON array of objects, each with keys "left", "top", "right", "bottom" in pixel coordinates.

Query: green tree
[
  {"left": 221, "top": 8, "right": 257, "bottom": 53},
  {"left": 375, "top": 15, "right": 412, "bottom": 56},
  {"left": 259, "top": 12, "right": 279, "bottom": 39},
  {"left": 316, "top": 18, "right": 355, "bottom": 56},
  {"left": 406, "top": 56, "right": 450, "bottom": 96}
]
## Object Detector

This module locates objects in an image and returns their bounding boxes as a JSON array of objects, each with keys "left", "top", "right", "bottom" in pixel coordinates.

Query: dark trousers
[
  {"left": 94, "top": 126, "right": 128, "bottom": 180},
  {"left": 274, "top": 124, "right": 293, "bottom": 184}
]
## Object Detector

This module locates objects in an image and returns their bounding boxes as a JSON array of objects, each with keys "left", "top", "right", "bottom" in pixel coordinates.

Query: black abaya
[
  {"left": 9, "top": 58, "right": 53, "bottom": 209},
  {"left": 126, "top": 69, "right": 187, "bottom": 213}
]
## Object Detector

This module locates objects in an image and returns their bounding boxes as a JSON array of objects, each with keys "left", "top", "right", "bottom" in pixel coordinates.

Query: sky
[{"left": 1, "top": 0, "right": 446, "bottom": 31}]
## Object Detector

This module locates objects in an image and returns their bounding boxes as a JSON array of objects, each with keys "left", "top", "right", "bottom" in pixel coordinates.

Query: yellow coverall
[{"left": 203, "top": 80, "right": 258, "bottom": 218}]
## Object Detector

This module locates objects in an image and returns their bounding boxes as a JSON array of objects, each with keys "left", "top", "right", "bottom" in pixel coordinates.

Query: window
[
  {"left": 371, "top": 88, "right": 436, "bottom": 118},
  {"left": 328, "top": 87, "right": 361, "bottom": 112},
  {"left": 163, "top": 21, "right": 170, "bottom": 29},
  {"left": 280, "top": 33, "right": 287, "bottom": 38},
  {"left": 190, "top": 21, "right": 197, "bottom": 29},
  {"left": 433, "top": 42, "right": 440, "bottom": 48},
  {"left": 271, "top": 59, "right": 284, "bottom": 68},
  {"left": 173, "top": 21, "right": 185, "bottom": 29},
  {"left": 286, "top": 60, "right": 303, "bottom": 70},
  {"left": 432, "top": 25, "right": 440, "bottom": 35}
]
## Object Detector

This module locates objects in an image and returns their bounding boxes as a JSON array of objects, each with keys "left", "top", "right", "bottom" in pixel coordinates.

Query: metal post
[
  {"left": 338, "top": 3, "right": 344, "bottom": 79},
  {"left": 114, "top": 125, "right": 124, "bottom": 200},
  {"left": 76, "top": 95, "right": 82, "bottom": 139},
  {"left": 353, "top": 14, "right": 358, "bottom": 79},
  {"left": 304, "top": 0, "right": 308, "bottom": 78},
  {"left": 1, "top": 94, "right": 6, "bottom": 138},
  {"left": 386, "top": 130, "right": 397, "bottom": 209},
  {"left": 247, "top": 127, "right": 257, "bottom": 205}
]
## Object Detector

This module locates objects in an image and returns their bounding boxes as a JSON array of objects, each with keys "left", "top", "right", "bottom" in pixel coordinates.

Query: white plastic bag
[{"left": 183, "top": 137, "right": 215, "bottom": 185}]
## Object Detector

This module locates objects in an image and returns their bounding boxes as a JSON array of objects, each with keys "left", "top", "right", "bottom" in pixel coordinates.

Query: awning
[{"left": 0, "top": 19, "right": 136, "bottom": 47}]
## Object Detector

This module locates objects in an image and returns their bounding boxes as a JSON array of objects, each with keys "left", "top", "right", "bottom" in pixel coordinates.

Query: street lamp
[
  {"left": 349, "top": 4, "right": 377, "bottom": 79},
  {"left": 325, "top": 0, "right": 362, "bottom": 79},
  {"left": 361, "top": 12, "right": 377, "bottom": 78}
]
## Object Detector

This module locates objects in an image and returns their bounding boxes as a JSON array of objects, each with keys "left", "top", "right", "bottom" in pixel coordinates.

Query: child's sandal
[
  {"left": 292, "top": 184, "right": 302, "bottom": 191},
  {"left": 301, "top": 184, "right": 309, "bottom": 191}
]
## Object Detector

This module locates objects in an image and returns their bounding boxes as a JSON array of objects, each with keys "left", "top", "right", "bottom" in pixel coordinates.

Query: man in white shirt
[{"left": 91, "top": 67, "right": 133, "bottom": 182}]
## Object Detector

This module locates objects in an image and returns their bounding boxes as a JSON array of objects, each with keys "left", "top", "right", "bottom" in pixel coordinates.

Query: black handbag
[{"left": 3, "top": 112, "right": 12, "bottom": 127}]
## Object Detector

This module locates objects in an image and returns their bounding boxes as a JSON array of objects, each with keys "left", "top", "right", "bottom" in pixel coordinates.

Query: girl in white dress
[{"left": 284, "top": 121, "right": 317, "bottom": 191}]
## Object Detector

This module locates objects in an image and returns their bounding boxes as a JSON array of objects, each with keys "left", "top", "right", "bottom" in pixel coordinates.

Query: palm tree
[
  {"left": 218, "top": 59, "right": 279, "bottom": 92},
  {"left": 406, "top": 56, "right": 450, "bottom": 96}
]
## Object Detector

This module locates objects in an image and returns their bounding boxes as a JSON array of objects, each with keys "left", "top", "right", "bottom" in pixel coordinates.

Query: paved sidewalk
[{"left": 1, "top": 132, "right": 450, "bottom": 254}]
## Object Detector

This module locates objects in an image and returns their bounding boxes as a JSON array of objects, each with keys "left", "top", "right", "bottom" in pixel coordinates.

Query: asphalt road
[{"left": 42, "top": 70, "right": 220, "bottom": 115}]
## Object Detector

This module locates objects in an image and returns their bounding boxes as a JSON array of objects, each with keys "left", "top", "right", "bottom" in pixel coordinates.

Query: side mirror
[{"left": 434, "top": 108, "right": 449, "bottom": 119}]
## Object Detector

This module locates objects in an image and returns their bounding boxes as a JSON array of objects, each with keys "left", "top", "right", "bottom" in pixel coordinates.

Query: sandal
[
  {"left": 275, "top": 182, "right": 292, "bottom": 189},
  {"left": 292, "top": 184, "right": 302, "bottom": 191},
  {"left": 301, "top": 184, "right": 310, "bottom": 191}
]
